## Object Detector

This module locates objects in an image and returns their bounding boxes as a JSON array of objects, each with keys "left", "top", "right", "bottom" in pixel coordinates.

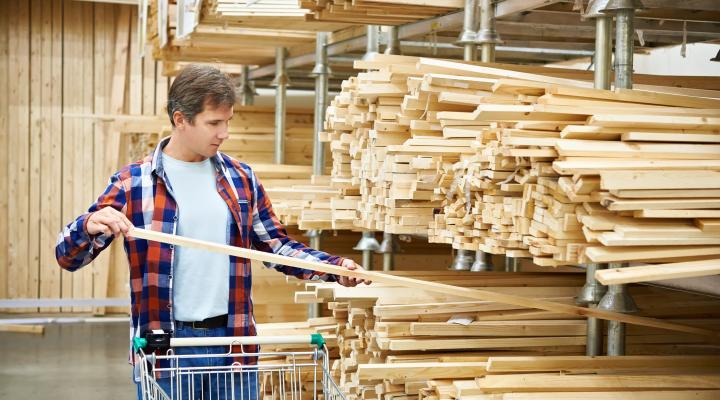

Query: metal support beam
[
  {"left": 272, "top": 47, "right": 289, "bottom": 164},
  {"left": 311, "top": 32, "right": 330, "bottom": 177},
  {"left": 384, "top": 26, "right": 402, "bottom": 55},
  {"left": 478, "top": 0, "right": 501, "bottom": 62},
  {"left": 362, "top": 25, "right": 380, "bottom": 60},
  {"left": 378, "top": 232, "right": 397, "bottom": 272},
  {"left": 615, "top": 8, "right": 636, "bottom": 89},
  {"left": 598, "top": 262, "right": 638, "bottom": 356},
  {"left": 504, "top": 256, "right": 519, "bottom": 272},
  {"left": 577, "top": 263, "right": 608, "bottom": 356},
  {"left": 594, "top": 16, "right": 613, "bottom": 90},
  {"left": 457, "top": 0, "right": 479, "bottom": 61},
  {"left": 250, "top": 12, "right": 465, "bottom": 80},
  {"left": 449, "top": 249, "right": 474, "bottom": 271},
  {"left": 239, "top": 65, "right": 255, "bottom": 106},
  {"left": 354, "top": 232, "right": 380, "bottom": 271},
  {"left": 471, "top": 250, "right": 493, "bottom": 271}
]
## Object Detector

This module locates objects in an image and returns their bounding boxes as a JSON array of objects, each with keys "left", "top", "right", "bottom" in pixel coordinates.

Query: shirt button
[
  {"left": 169, "top": 245, "right": 174, "bottom": 250},
  {"left": 173, "top": 215, "right": 178, "bottom": 221}
]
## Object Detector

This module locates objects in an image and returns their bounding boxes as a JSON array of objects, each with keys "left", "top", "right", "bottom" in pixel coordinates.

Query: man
[{"left": 56, "top": 64, "right": 368, "bottom": 399}]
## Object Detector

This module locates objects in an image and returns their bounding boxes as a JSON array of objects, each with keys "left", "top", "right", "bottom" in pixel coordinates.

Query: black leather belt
[{"left": 175, "top": 314, "right": 228, "bottom": 330}]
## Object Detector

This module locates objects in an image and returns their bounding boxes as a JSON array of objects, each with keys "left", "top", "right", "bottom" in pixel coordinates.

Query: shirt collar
[{"left": 151, "top": 136, "right": 228, "bottom": 177}]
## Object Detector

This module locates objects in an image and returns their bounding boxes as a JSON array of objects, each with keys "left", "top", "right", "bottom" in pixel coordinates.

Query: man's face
[{"left": 174, "top": 102, "right": 234, "bottom": 159}]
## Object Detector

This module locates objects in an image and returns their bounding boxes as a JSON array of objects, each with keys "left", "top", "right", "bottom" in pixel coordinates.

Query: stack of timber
[
  {"left": 292, "top": 271, "right": 720, "bottom": 400},
  {"left": 323, "top": 55, "right": 480, "bottom": 235},
  {"left": 300, "top": 0, "right": 460, "bottom": 25},
  {"left": 321, "top": 54, "right": 720, "bottom": 269},
  {"left": 145, "top": 0, "right": 349, "bottom": 66},
  {"left": 414, "top": 355, "right": 720, "bottom": 400},
  {"left": 420, "top": 60, "right": 720, "bottom": 267}
]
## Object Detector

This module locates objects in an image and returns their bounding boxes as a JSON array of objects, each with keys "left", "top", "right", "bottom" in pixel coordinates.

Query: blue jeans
[{"left": 135, "top": 325, "right": 258, "bottom": 400}]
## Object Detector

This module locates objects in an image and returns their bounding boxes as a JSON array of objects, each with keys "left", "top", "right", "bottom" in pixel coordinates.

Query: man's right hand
[{"left": 86, "top": 207, "right": 133, "bottom": 237}]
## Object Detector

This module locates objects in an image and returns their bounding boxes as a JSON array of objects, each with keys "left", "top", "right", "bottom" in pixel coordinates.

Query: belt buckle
[{"left": 191, "top": 321, "right": 205, "bottom": 330}]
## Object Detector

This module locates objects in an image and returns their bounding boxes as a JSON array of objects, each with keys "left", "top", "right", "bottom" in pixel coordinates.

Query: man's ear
[{"left": 172, "top": 110, "right": 186, "bottom": 128}]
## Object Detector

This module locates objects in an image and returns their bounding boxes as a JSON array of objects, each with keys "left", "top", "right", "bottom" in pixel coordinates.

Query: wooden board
[
  {"left": 128, "top": 228, "right": 720, "bottom": 338},
  {"left": 595, "top": 259, "right": 720, "bottom": 285}
]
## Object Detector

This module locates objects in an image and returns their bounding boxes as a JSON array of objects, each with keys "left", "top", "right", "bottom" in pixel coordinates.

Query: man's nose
[{"left": 218, "top": 126, "right": 229, "bottom": 140}]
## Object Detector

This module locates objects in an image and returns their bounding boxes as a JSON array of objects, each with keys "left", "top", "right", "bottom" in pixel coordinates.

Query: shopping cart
[{"left": 133, "top": 331, "right": 346, "bottom": 400}]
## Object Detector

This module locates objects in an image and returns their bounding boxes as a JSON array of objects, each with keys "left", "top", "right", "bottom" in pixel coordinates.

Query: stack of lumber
[
  {"left": 203, "top": 0, "right": 347, "bottom": 31},
  {"left": 300, "top": 0, "right": 460, "bottom": 25},
  {"left": 321, "top": 53, "right": 720, "bottom": 270},
  {"left": 145, "top": 1, "right": 348, "bottom": 66},
  {"left": 291, "top": 271, "right": 720, "bottom": 400},
  {"left": 323, "top": 56, "right": 481, "bottom": 235},
  {"left": 414, "top": 355, "right": 720, "bottom": 400}
]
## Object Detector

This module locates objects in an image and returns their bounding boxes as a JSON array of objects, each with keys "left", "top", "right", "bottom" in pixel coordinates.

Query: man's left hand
[{"left": 337, "top": 259, "right": 372, "bottom": 287}]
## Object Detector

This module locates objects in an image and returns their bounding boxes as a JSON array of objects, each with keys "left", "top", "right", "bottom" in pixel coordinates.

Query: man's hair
[{"left": 167, "top": 64, "right": 236, "bottom": 127}]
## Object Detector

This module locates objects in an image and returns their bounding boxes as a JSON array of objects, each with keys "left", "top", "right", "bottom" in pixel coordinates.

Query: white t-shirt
[{"left": 161, "top": 151, "right": 230, "bottom": 322}]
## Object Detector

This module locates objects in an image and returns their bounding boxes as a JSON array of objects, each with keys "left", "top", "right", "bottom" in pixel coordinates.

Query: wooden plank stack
[
  {"left": 300, "top": 0, "right": 461, "bottom": 25},
  {"left": 321, "top": 54, "right": 720, "bottom": 271},
  {"left": 292, "top": 272, "right": 720, "bottom": 400}
]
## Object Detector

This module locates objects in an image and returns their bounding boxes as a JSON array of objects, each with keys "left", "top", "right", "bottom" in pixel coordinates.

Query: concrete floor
[{"left": 0, "top": 320, "right": 135, "bottom": 399}]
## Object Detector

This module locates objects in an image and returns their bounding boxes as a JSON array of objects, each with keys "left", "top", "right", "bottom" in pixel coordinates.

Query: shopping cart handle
[
  {"left": 311, "top": 333, "right": 325, "bottom": 348},
  {"left": 133, "top": 331, "right": 326, "bottom": 351},
  {"left": 134, "top": 330, "right": 172, "bottom": 352}
]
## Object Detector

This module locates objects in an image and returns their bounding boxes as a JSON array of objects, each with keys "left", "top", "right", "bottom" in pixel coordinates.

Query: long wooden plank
[
  {"left": 486, "top": 355, "right": 720, "bottom": 373},
  {"left": 357, "top": 362, "right": 488, "bottom": 380},
  {"left": 556, "top": 140, "right": 720, "bottom": 160},
  {"left": 547, "top": 85, "right": 720, "bottom": 109},
  {"left": 475, "top": 373, "right": 720, "bottom": 392},
  {"left": 0, "top": 0, "right": 9, "bottom": 302},
  {"left": 90, "top": 1, "right": 109, "bottom": 314},
  {"left": 127, "top": 228, "right": 720, "bottom": 338},
  {"left": 496, "top": 391, "right": 720, "bottom": 400},
  {"left": 60, "top": 0, "right": 78, "bottom": 312},
  {"left": 600, "top": 171, "right": 720, "bottom": 190},
  {"left": 8, "top": 0, "right": 31, "bottom": 308},
  {"left": 378, "top": 336, "right": 586, "bottom": 351},
  {"left": 66, "top": 0, "right": 84, "bottom": 313},
  {"left": 28, "top": 0, "right": 43, "bottom": 312},
  {"left": 589, "top": 114, "right": 720, "bottom": 130},
  {"left": 0, "top": 324, "right": 45, "bottom": 334},
  {"left": 595, "top": 259, "right": 720, "bottom": 285},
  {"left": 635, "top": 209, "right": 720, "bottom": 219},
  {"left": 39, "top": 0, "right": 61, "bottom": 312},
  {"left": 410, "top": 320, "right": 586, "bottom": 337},
  {"left": 78, "top": 0, "right": 95, "bottom": 313},
  {"left": 584, "top": 245, "right": 720, "bottom": 263},
  {"left": 417, "top": 58, "right": 590, "bottom": 88}
]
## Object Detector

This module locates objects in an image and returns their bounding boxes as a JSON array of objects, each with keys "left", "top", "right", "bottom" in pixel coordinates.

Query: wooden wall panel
[
  {"left": 39, "top": 0, "right": 63, "bottom": 312},
  {"left": 0, "top": 0, "right": 8, "bottom": 301},
  {"left": 29, "top": 0, "right": 43, "bottom": 312},
  {"left": 0, "top": 0, "right": 166, "bottom": 314},
  {"left": 7, "top": 0, "right": 31, "bottom": 310}
]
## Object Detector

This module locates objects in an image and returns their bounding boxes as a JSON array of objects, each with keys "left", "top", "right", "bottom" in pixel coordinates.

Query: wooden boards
[{"left": 127, "top": 227, "right": 720, "bottom": 339}]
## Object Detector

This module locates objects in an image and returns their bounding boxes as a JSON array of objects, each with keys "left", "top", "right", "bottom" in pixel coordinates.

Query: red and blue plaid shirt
[{"left": 56, "top": 137, "right": 344, "bottom": 370}]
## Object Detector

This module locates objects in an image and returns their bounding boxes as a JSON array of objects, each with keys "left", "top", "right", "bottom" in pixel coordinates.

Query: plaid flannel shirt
[{"left": 56, "top": 137, "right": 344, "bottom": 375}]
